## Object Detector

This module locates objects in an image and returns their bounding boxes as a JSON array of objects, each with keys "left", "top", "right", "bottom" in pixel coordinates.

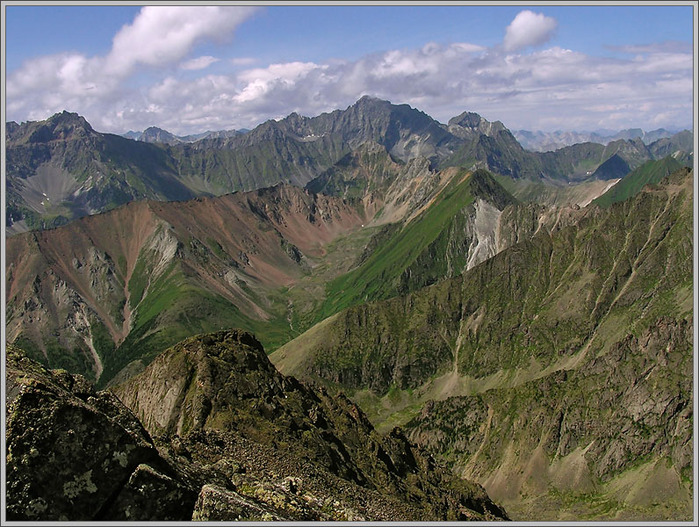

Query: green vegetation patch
[
  {"left": 14, "top": 334, "right": 96, "bottom": 381},
  {"left": 592, "top": 157, "right": 683, "bottom": 208},
  {"left": 323, "top": 168, "right": 476, "bottom": 315}
]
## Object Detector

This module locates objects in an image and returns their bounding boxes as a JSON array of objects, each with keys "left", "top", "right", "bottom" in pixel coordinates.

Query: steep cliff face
[{"left": 393, "top": 169, "right": 520, "bottom": 295}]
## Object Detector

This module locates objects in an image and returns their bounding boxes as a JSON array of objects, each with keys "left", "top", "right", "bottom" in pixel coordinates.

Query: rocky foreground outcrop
[
  {"left": 5, "top": 330, "right": 509, "bottom": 521},
  {"left": 5, "top": 343, "right": 198, "bottom": 521}
]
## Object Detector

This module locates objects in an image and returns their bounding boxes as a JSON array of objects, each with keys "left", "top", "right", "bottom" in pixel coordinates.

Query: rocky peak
[
  {"left": 48, "top": 111, "right": 94, "bottom": 136},
  {"left": 13, "top": 111, "right": 96, "bottom": 144},
  {"left": 6, "top": 335, "right": 510, "bottom": 521},
  {"left": 5, "top": 344, "right": 198, "bottom": 521},
  {"left": 49, "top": 110, "right": 91, "bottom": 125},
  {"left": 6, "top": 120, "right": 20, "bottom": 139},
  {"left": 468, "top": 168, "right": 518, "bottom": 210},
  {"left": 353, "top": 94, "right": 392, "bottom": 110},
  {"left": 139, "top": 126, "right": 182, "bottom": 145},
  {"left": 448, "top": 111, "right": 484, "bottom": 129},
  {"left": 235, "top": 117, "right": 287, "bottom": 145},
  {"left": 110, "top": 330, "right": 509, "bottom": 520},
  {"left": 344, "top": 96, "right": 430, "bottom": 130},
  {"left": 281, "top": 110, "right": 308, "bottom": 126},
  {"left": 111, "top": 330, "right": 286, "bottom": 437},
  {"left": 448, "top": 111, "right": 507, "bottom": 139}
]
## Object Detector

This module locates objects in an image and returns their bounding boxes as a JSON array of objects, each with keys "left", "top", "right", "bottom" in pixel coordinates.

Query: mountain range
[
  {"left": 123, "top": 127, "right": 244, "bottom": 144},
  {"left": 6, "top": 96, "right": 692, "bottom": 234},
  {"left": 513, "top": 127, "right": 689, "bottom": 152},
  {"left": 4, "top": 95, "right": 695, "bottom": 521},
  {"left": 128, "top": 120, "right": 685, "bottom": 156}
]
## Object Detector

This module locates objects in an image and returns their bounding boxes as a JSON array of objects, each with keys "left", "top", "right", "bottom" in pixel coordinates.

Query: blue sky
[{"left": 3, "top": 3, "right": 695, "bottom": 135}]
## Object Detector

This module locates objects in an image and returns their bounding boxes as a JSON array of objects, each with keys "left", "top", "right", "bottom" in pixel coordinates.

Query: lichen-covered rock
[
  {"left": 192, "top": 484, "right": 288, "bottom": 521},
  {"left": 100, "top": 464, "right": 198, "bottom": 521},
  {"left": 5, "top": 344, "right": 196, "bottom": 521}
]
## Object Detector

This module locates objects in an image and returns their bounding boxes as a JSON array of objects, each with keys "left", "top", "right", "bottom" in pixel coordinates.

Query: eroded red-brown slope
[{"left": 6, "top": 186, "right": 369, "bottom": 369}]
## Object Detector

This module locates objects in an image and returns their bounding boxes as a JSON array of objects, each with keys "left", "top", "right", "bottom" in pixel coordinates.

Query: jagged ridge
[
  {"left": 3, "top": 331, "right": 510, "bottom": 521},
  {"left": 8, "top": 97, "right": 691, "bottom": 234}
]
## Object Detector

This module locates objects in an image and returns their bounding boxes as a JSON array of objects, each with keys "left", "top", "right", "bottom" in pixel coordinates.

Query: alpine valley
[{"left": 4, "top": 96, "right": 695, "bottom": 521}]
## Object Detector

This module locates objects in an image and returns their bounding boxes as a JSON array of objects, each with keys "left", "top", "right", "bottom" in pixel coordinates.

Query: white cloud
[
  {"left": 6, "top": 6, "right": 258, "bottom": 130},
  {"left": 503, "top": 10, "right": 557, "bottom": 52},
  {"left": 180, "top": 56, "right": 220, "bottom": 71},
  {"left": 447, "top": 42, "right": 487, "bottom": 55},
  {"left": 374, "top": 48, "right": 440, "bottom": 78},
  {"left": 103, "top": 6, "right": 258, "bottom": 77},
  {"left": 5, "top": 8, "right": 693, "bottom": 135},
  {"left": 233, "top": 62, "right": 326, "bottom": 108},
  {"left": 237, "top": 62, "right": 321, "bottom": 84}
]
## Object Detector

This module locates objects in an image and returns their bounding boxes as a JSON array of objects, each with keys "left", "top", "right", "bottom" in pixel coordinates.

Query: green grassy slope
[
  {"left": 321, "top": 169, "right": 511, "bottom": 317},
  {"left": 276, "top": 167, "right": 692, "bottom": 396},
  {"left": 591, "top": 156, "right": 683, "bottom": 208},
  {"left": 5, "top": 185, "right": 371, "bottom": 388}
]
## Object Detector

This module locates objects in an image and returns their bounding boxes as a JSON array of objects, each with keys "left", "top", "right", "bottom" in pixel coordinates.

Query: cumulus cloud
[
  {"left": 235, "top": 62, "right": 324, "bottom": 104},
  {"left": 122, "top": 37, "right": 689, "bottom": 134},
  {"left": 503, "top": 10, "right": 557, "bottom": 52},
  {"left": 104, "top": 6, "right": 257, "bottom": 76},
  {"left": 6, "top": 6, "right": 258, "bottom": 124},
  {"left": 5, "top": 7, "right": 693, "bottom": 134}
]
